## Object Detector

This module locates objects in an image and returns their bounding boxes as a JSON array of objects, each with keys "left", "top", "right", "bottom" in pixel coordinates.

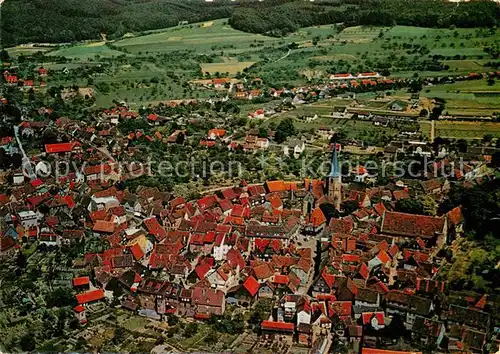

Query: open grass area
[{"left": 122, "top": 316, "right": 149, "bottom": 331}]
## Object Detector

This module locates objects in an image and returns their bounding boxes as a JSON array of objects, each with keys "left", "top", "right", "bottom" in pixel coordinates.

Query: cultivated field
[
  {"left": 421, "top": 80, "right": 500, "bottom": 117},
  {"left": 47, "top": 42, "right": 127, "bottom": 59},
  {"left": 436, "top": 121, "right": 500, "bottom": 139},
  {"left": 8, "top": 19, "right": 497, "bottom": 110},
  {"left": 113, "top": 19, "right": 280, "bottom": 54},
  {"left": 200, "top": 61, "right": 256, "bottom": 75}
]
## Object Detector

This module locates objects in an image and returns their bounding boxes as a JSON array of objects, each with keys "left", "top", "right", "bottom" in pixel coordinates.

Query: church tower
[
  {"left": 302, "top": 182, "right": 315, "bottom": 218},
  {"left": 327, "top": 143, "right": 342, "bottom": 211}
]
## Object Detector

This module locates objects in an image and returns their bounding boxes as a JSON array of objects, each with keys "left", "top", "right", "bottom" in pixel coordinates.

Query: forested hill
[
  {"left": 0, "top": 0, "right": 234, "bottom": 47},
  {"left": 229, "top": 0, "right": 500, "bottom": 36},
  {"left": 2, "top": 0, "right": 498, "bottom": 47}
]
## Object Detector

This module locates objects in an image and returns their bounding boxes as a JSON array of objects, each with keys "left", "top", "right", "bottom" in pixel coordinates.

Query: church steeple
[
  {"left": 328, "top": 142, "right": 340, "bottom": 178},
  {"left": 326, "top": 141, "right": 342, "bottom": 211}
]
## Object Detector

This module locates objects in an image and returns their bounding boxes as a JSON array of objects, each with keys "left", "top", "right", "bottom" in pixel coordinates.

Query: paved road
[{"left": 14, "top": 125, "right": 36, "bottom": 180}]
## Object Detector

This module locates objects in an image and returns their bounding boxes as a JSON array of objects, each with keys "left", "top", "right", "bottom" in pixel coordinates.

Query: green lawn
[{"left": 122, "top": 316, "right": 149, "bottom": 331}]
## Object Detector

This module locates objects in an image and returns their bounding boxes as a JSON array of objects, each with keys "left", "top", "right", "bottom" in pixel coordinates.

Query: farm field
[
  {"left": 47, "top": 42, "right": 128, "bottom": 59},
  {"left": 421, "top": 80, "right": 500, "bottom": 116},
  {"left": 113, "top": 20, "right": 281, "bottom": 54},
  {"left": 436, "top": 121, "right": 500, "bottom": 139},
  {"left": 6, "top": 19, "right": 498, "bottom": 111},
  {"left": 200, "top": 61, "right": 256, "bottom": 75}
]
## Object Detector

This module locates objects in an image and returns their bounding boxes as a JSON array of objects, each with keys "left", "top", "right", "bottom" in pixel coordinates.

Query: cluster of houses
[
  {"left": 2, "top": 67, "right": 48, "bottom": 88},
  {"left": 0, "top": 116, "right": 497, "bottom": 353}
]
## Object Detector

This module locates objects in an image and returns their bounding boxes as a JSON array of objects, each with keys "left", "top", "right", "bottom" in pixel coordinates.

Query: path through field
[{"left": 273, "top": 49, "right": 292, "bottom": 63}]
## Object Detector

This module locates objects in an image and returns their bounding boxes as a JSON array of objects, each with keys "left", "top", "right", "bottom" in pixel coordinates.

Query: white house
[
  {"left": 284, "top": 139, "right": 305, "bottom": 158},
  {"left": 213, "top": 234, "right": 232, "bottom": 261},
  {"left": 256, "top": 138, "right": 269, "bottom": 150},
  {"left": 18, "top": 210, "right": 39, "bottom": 228}
]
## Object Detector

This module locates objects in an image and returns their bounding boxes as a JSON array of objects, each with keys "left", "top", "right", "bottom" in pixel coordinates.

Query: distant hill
[
  {"left": 1, "top": 0, "right": 498, "bottom": 47},
  {"left": 229, "top": 0, "right": 500, "bottom": 36},
  {"left": 0, "top": 0, "right": 235, "bottom": 47}
]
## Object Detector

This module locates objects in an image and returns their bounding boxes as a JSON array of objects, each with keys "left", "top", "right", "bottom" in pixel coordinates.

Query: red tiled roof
[
  {"left": 130, "top": 243, "right": 145, "bottom": 260},
  {"left": 147, "top": 113, "right": 158, "bottom": 121},
  {"left": 321, "top": 268, "right": 336, "bottom": 288},
  {"left": 329, "top": 301, "right": 352, "bottom": 317},
  {"left": 45, "top": 142, "right": 74, "bottom": 153},
  {"left": 144, "top": 217, "right": 167, "bottom": 241},
  {"left": 273, "top": 274, "right": 289, "bottom": 285},
  {"left": 475, "top": 294, "right": 487, "bottom": 309},
  {"left": 377, "top": 250, "right": 391, "bottom": 264},
  {"left": 362, "top": 312, "right": 385, "bottom": 326},
  {"left": 374, "top": 202, "right": 386, "bottom": 217},
  {"left": 447, "top": 206, "right": 464, "bottom": 226},
  {"left": 76, "top": 289, "right": 105, "bottom": 304},
  {"left": 254, "top": 238, "right": 270, "bottom": 253},
  {"left": 358, "top": 263, "right": 369, "bottom": 280},
  {"left": 309, "top": 207, "right": 326, "bottom": 227},
  {"left": 208, "top": 128, "right": 226, "bottom": 138},
  {"left": 381, "top": 211, "right": 445, "bottom": 238},
  {"left": 253, "top": 263, "right": 273, "bottom": 280},
  {"left": 393, "top": 190, "right": 410, "bottom": 200},
  {"left": 362, "top": 349, "right": 422, "bottom": 354},
  {"left": 195, "top": 258, "right": 213, "bottom": 279},
  {"left": 226, "top": 248, "right": 245, "bottom": 269},
  {"left": 73, "top": 305, "right": 85, "bottom": 313},
  {"left": 30, "top": 178, "right": 44, "bottom": 188},
  {"left": 261, "top": 320, "right": 294, "bottom": 332},
  {"left": 243, "top": 275, "right": 260, "bottom": 296},
  {"left": 72, "top": 276, "right": 90, "bottom": 287},
  {"left": 93, "top": 220, "right": 115, "bottom": 233},
  {"left": 266, "top": 180, "right": 287, "bottom": 193}
]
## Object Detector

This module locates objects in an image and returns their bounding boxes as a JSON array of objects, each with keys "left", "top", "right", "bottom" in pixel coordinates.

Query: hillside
[
  {"left": 0, "top": 0, "right": 234, "bottom": 47},
  {"left": 229, "top": 0, "right": 500, "bottom": 36},
  {"left": 2, "top": 0, "right": 498, "bottom": 47}
]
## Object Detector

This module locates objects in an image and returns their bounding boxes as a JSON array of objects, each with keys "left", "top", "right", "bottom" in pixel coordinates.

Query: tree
[
  {"left": 167, "top": 315, "right": 179, "bottom": 326},
  {"left": 419, "top": 108, "right": 428, "bottom": 117},
  {"left": 430, "top": 105, "right": 444, "bottom": 120},
  {"left": 491, "top": 151, "right": 500, "bottom": 167},
  {"left": 395, "top": 198, "right": 424, "bottom": 215},
  {"left": 204, "top": 331, "right": 218, "bottom": 345},
  {"left": 456, "top": 139, "right": 468, "bottom": 153},
  {"left": 112, "top": 327, "right": 126, "bottom": 345},
  {"left": 0, "top": 49, "right": 9, "bottom": 61},
  {"left": 421, "top": 195, "right": 437, "bottom": 216},
  {"left": 274, "top": 117, "right": 296, "bottom": 144},
  {"left": 46, "top": 287, "right": 74, "bottom": 308},
  {"left": 184, "top": 322, "right": 198, "bottom": 337},
  {"left": 341, "top": 200, "right": 359, "bottom": 215},
  {"left": 19, "top": 334, "right": 36, "bottom": 352},
  {"left": 483, "top": 134, "right": 493, "bottom": 143},
  {"left": 16, "top": 251, "right": 27, "bottom": 269}
]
